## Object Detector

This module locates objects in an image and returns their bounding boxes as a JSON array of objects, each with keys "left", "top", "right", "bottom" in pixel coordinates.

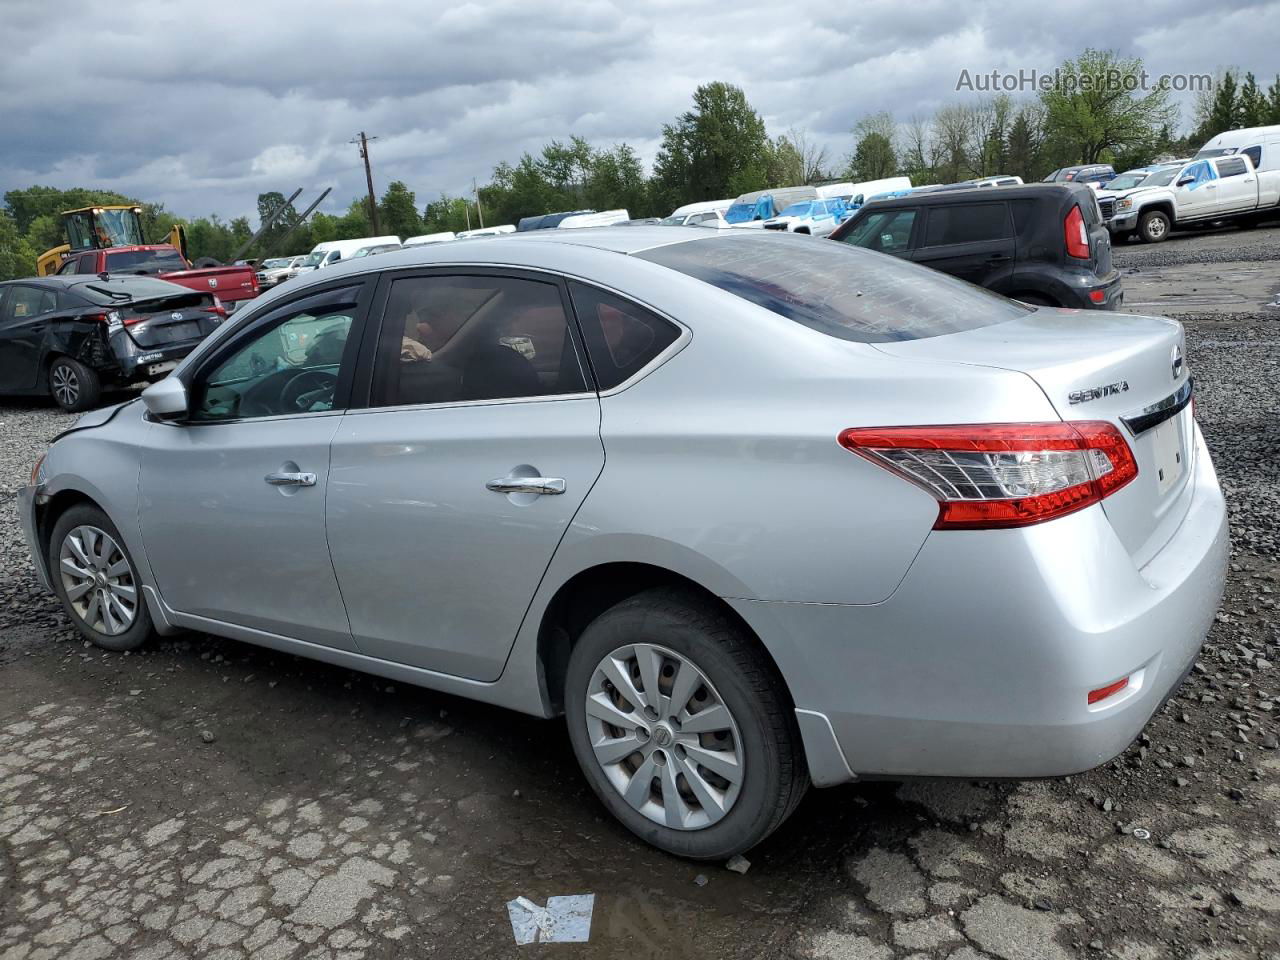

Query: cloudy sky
[{"left": 2, "top": 0, "right": 1275, "bottom": 223}]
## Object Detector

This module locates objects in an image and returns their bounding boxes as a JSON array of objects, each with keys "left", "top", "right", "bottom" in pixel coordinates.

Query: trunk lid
[
  {"left": 872, "top": 308, "right": 1194, "bottom": 565},
  {"left": 119, "top": 292, "right": 222, "bottom": 349}
]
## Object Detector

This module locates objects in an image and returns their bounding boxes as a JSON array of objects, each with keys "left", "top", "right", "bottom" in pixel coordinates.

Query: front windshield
[
  {"left": 262, "top": 258, "right": 291, "bottom": 269},
  {"left": 301, "top": 252, "right": 325, "bottom": 268},
  {"left": 778, "top": 202, "right": 814, "bottom": 218},
  {"left": 723, "top": 203, "right": 757, "bottom": 224},
  {"left": 1194, "top": 148, "right": 1234, "bottom": 158},
  {"left": 1106, "top": 173, "right": 1150, "bottom": 191},
  {"left": 659, "top": 215, "right": 684, "bottom": 225},
  {"left": 1144, "top": 169, "right": 1180, "bottom": 187}
]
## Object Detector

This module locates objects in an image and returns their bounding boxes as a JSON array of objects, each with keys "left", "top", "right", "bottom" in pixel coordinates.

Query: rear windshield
[
  {"left": 637, "top": 234, "right": 1029, "bottom": 343},
  {"left": 75, "top": 277, "right": 199, "bottom": 304},
  {"left": 104, "top": 248, "right": 186, "bottom": 275}
]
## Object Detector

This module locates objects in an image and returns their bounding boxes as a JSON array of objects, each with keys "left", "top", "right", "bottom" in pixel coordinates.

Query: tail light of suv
[
  {"left": 1065, "top": 205, "right": 1090, "bottom": 259},
  {"left": 838, "top": 422, "right": 1138, "bottom": 529}
]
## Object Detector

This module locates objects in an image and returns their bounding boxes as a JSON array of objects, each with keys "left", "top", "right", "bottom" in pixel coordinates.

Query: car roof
[{"left": 858, "top": 183, "right": 1086, "bottom": 208}]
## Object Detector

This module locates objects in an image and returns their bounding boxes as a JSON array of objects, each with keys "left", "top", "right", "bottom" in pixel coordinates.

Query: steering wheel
[{"left": 280, "top": 369, "right": 338, "bottom": 412}]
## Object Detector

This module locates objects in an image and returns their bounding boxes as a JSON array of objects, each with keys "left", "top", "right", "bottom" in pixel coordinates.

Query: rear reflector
[
  {"left": 1088, "top": 676, "right": 1129, "bottom": 704},
  {"left": 838, "top": 421, "right": 1138, "bottom": 529},
  {"left": 1089, "top": 289, "right": 1105, "bottom": 303}
]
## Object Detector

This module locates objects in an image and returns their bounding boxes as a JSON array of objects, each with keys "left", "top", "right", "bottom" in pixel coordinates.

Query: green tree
[
  {"left": 3, "top": 186, "right": 136, "bottom": 234},
  {"left": 0, "top": 212, "right": 36, "bottom": 281},
  {"left": 1238, "top": 72, "right": 1265, "bottom": 127},
  {"left": 1005, "top": 107, "right": 1046, "bottom": 181},
  {"left": 585, "top": 144, "right": 650, "bottom": 216},
  {"left": 421, "top": 194, "right": 474, "bottom": 234},
  {"left": 1040, "top": 49, "right": 1176, "bottom": 163},
  {"left": 185, "top": 215, "right": 235, "bottom": 263},
  {"left": 1200, "top": 70, "right": 1240, "bottom": 138},
  {"left": 25, "top": 214, "right": 65, "bottom": 254},
  {"left": 847, "top": 113, "right": 898, "bottom": 180},
  {"left": 1268, "top": 75, "right": 1280, "bottom": 124},
  {"left": 378, "top": 181, "right": 422, "bottom": 238},
  {"left": 653, "top": 82, "right": 771, "bottom": 209}
]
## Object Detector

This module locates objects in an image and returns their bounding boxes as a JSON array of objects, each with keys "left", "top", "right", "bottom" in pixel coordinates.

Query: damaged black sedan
[{"left": 0, "top": 275, "right": 228, "bottom": 411}]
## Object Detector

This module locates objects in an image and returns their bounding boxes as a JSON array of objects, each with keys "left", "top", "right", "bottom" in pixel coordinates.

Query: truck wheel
[
  {"left": 192, "top": 257, "right": 222, "bottom": 268},
  {"left": 564, "top": 587, "right": 808, "bottom": 860},
  {"left": 1138, "top": 210, "right": 1171, "bottom": 243},
  {"left": 49, "top": 357, "right": 102, "bottom": 412}
]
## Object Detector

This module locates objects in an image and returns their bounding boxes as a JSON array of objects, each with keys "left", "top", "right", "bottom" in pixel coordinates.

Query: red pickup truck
[{"left": 54, "top": 244, "right": 260, "bottom": 312}]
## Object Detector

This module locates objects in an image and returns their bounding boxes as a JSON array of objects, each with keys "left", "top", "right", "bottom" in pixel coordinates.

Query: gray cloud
[{"left": 2, "top": 0, "right": 1276, "bottom": 224}]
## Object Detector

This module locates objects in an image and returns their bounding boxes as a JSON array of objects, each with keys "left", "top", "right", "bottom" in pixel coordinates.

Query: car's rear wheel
[
  {"left": 48, "top": 357, "right": 101, "bottom": 412},
  {"left": 564, "top": 587, "right": 807, "bottom": 859},
  {"left": 1138, "top": 210, "right": 1171, "bottom": 243},
  {"left": 50, "top": 505, "right": 154, "bottom": 652}
]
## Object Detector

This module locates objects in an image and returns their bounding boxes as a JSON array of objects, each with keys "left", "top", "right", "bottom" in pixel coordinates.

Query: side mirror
[
  {"left": 1177, "top": 176, "right": 1194, "bottom": 187},
  {"left": 142, "top": 377, "right": 189, "bottom": 420}
]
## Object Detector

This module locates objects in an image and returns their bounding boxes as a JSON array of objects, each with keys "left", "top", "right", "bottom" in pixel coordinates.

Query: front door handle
[
  {"left": 486, "top": 476, "right": 566, "bottom": 496},
  {"left": 265, "top": 471, "right": 317, "bottom": 487}
]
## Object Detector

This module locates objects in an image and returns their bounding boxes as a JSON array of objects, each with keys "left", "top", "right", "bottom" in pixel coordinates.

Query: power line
[{"left": 350, "top": 132, "right": 382, "bottom": 235}]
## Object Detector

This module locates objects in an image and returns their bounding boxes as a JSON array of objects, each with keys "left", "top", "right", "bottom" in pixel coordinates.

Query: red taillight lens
[
  {"left": 1065, "top": 205, "right": 1090, "bottom": 259},
  {"left": 838, "top": 421, "right": 1138, "bottom": 529},
  {"left": 1089, "top": 289, "right": 1105, "bottom": 303},
  {"left": 206, "top": 300, "right": 228, "bottom": 318}
]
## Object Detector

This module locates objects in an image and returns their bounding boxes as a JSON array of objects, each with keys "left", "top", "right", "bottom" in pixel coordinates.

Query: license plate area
[
  {"left": 1150, "top": 416, "right": 1186, "bottom": 494},
  {"left": 147, "top": 360, "right": 178, "bottom": 377}
]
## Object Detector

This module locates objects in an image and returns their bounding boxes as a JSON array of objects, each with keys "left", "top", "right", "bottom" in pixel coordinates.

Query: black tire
[
  {"left": 564, "top": 587, "right": 808, "bottom": 859},
  {"left": 1138, "top": 209, "right": 1171, "bottom": 243},
  {"left": 192, "top": 256, "right": 222, "bottom": 268},
  {"left": 49, "top": 504, "right": 154, "bottom": 652},
  {"left": 48, "top": 356, "right": 102, "bottom": 412}
]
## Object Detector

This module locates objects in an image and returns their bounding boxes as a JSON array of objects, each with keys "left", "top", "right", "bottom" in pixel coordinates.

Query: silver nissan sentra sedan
[{"left": 18, "top": 227, "right": 1227, "bottom": 859}]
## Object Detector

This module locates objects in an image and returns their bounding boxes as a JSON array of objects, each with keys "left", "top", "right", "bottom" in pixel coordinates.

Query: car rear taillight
[
  {"left": 1065, "top": 205, "right": 1090, "bottom": 259},
  {"left": 838, "top": 421, "right": 1138, "bottom": 529}
]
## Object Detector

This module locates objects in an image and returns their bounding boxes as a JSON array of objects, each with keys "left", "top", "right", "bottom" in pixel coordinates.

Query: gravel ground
[{"left": 1, "top": 233, "right": 1279, "bottom": 960}]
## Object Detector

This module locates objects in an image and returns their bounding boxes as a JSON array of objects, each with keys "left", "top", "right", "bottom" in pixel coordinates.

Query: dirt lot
[{"left": 2, "top": 225, "right": 1279, "bottom": 960}]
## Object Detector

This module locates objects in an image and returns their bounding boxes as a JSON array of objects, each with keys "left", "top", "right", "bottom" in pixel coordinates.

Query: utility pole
[
  {"left": 351, "top": 132, "right": 381, "bottom": 235},
  {"left": 473, "top": 178, "right": 485, "bottom": 228}
]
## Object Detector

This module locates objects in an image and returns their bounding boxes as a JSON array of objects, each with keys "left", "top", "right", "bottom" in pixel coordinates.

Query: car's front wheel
[
  {"left": 564, "top": 588, "right": 807, "bottom": 859},
  {"left": 49, "top": 504, "right": 154, "bottom": 652},
  {"left": 1138, "top": 210, "right": 1171, "bottom": 243}
]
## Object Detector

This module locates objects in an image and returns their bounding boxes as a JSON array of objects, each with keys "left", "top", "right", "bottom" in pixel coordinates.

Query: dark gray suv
[{"left": 829, "top": 183, "right": 1123, "bottom": 310}]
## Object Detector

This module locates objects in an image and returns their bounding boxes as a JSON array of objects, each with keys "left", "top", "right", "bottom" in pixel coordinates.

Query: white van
[
  {"left": 456, "top": 225, "right": 517, "bottom": 239},
  {"left": 839, "top": 177, "right": 913, "bottom": 207},
  {"left": 403, "top": 232, "right": 456, "bottom": 246},
  {"left": 557, "top": 210, "right": 630, "bottom": 229},
  {"left": 1195, "top": 125, "right": 1280, "bottom": 211},
  {"left": 663, "top": 199, "right": 733, "bottom": 226},
  {"left": 298, "top": 236, "right": 402, "bottom": 272}
]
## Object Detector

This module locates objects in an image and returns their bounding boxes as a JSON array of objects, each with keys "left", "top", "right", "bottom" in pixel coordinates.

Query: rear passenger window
[
  {"left": 923, "top": 203, "right": 1010, "bottom": 246},
  {"left": 1010, "top": 199, "right": 1038, "bottom": 234},
  {"left": 76, "top": 255, "right": 98, "bottom": 274},
  {"left": 568, "top": 283, "right": 680, "bottom": 390},
  {"left": 1215, "top": 157, "right": 1248, "bottom": 178},
  {"left": 839, "top": 209, "right": 917, "bottom": 254},
  {"left": 372, "top": 275, "right": 587, "bottom": 407}
]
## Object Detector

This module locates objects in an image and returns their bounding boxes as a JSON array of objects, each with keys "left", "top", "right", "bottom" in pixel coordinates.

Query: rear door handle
[
  {"left": 986, "top": 255, "right": 1012, "bottom": 263},
  {"left": 486, "top": 476, "right": 566, "bottom": 496},
  {"left": 265, "top": 471, "right": 317, "bottom": 487}
]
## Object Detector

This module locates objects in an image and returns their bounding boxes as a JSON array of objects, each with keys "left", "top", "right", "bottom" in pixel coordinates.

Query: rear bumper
[
  {"left": 732, "top": 425, "right": 1227, "bottom": 783},
  {"left": 113, "top": 339, "right": 202, "bottom": 383},
  {"left": 1061, "top": 268, "right": 1123, "bottom": 310}
]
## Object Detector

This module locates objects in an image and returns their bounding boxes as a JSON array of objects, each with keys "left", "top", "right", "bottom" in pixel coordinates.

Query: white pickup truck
[{"left": 1104, "top": 153, "right": 1278, "bottom": 242}]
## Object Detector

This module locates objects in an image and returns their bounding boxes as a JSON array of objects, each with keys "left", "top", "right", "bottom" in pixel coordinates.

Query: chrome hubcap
[
  {"left": 59, "top": 526, "right": 137, "bottom": 636},
  {"left": 584, "top": 642, "right": 744, "bottom": 830},
  {"left": 51, "top": 365, "right": 79, "bottom": 407},
  {"left": 1149, "top": 218, "right": 1166, "bottom": 238}
]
